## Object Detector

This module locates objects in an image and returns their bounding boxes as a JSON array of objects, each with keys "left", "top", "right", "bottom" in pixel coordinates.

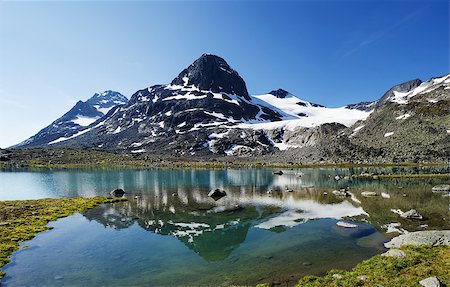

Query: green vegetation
[
  {"left": 1, "top": 148, "right": 448, "bottom": 169},
  {"left": 296, "top": 245, "right": 450, "bottom": 287},
  {"left": 0, "top": 196, "right": 127, "bottom": 279},
  {"left": 355, "top": 173, "right": 450, "bottom": 179}
]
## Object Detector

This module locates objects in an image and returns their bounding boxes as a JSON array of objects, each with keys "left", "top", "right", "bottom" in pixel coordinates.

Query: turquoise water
[{"left": 0, "top": 167, "right": 448, "bottom": 286}]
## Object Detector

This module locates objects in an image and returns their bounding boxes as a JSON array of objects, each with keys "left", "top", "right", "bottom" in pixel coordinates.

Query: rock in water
[
  {"left": 208, "top": 189, "right": 227, "bottom": 200},
  {"left": 432, "top": 185, "right": 450, "bottom": 192},
  {"left": 273, "top": 170, "right": 284, "bottom": 175},
  {"left": 361, "top": 191, "right": 377, "bottom": 197},
  {"left": 419, "top": 276, "right": 441, "bottom": 287},
  {"left": 336, "top": 221, "right": 358, "bottom": 228},
  {"left": 400, "top": 209, "right": 423, "bottom": 220},
  {"left": 110, "top": 188, "right": 125, "bottom": 197}
]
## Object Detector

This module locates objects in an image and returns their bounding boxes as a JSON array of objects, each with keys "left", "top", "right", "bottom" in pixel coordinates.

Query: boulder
[
  {"left": 382, "top": 249, "right": 406, "bottom": 258},
  {"left": 384, "top": 230, "right": 450, "bottom": 248},
  {"left": 334, "top": 175, "right": 341, "bottom": 181},
  {"left": 361, "top": 191, "right": 377, "bottom": 197},
  {"left": 432, "top": 185, "right": 450, "bottom": 192},
  {"left": 208, "top": 189, "right": 227, "bottom": 200},
  {"left": 419, "top": 276, "right": 441, "bottom": 287},
  {"left": 400, "top": 209, "right": 423, "bottom": 220},
  {"left": 110, "top": 188, "right": 125, "bottom": 197},
  {"left": 381, "top": 192, "right": 391, "bottom": 199},
  {"left": 332, "top": 190, "right": 350, "bottom": 197}
]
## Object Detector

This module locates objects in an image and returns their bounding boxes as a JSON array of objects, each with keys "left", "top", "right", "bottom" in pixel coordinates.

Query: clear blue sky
[{"left": 0, "top": 0, "right": 448, "bottom": 148}]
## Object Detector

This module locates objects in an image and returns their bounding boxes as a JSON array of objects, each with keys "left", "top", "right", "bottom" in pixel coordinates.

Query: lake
[{"left": 0, "top": 167, "right": 449, "bottom": 286}]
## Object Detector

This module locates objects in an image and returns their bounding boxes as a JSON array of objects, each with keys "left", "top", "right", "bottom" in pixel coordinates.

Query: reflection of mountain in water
[{"left": 83, "top": 186, "right": 369, "bottom": 261}]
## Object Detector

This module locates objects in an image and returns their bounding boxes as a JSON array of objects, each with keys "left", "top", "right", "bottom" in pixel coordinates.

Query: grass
[
  {"left": 296, "top": 245, "right": 450, "bottom": 287},
  {"left": 354, "top": 173, "right": 450, "bottom": 179},
  {"left": 1, "top": 147, "right": 449, "bottom": 169},
  {"left": 0, "top": 196, "right": 127, "bottom": 280}
]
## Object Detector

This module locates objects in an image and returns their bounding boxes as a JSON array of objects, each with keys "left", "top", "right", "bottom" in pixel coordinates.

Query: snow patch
[
  {"left": 395, "top": 113, "right": 411, "bottom": 120},
  {"left": 72, "top": 115, "right": 99, "bottom": 127}
]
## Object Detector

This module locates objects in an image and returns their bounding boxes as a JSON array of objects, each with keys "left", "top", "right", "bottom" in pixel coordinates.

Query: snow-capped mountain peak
[{"left": 13, "top": 90, "right": 127, "bottom": 148}]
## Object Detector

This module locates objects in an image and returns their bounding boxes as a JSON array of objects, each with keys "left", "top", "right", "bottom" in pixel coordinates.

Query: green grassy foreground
[
  {"left": 0, "top": 196, "right": 127, "bottom": 279},
  {"left": 296, "top": 245, "right": 450, "bottom": 287}
]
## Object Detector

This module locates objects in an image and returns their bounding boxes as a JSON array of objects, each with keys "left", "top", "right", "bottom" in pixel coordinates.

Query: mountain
[
  {"left": 345, "top": 74, "right": 450, "bottom": 162},
  {"left": 13, "top": 90, "right": 127, "bottom": 148},
  {"left": 12, "top": 54, "right": 450, "bottom": 163},
  {"left": 33, "top": 54, "right": 370, "bottom": 155}
]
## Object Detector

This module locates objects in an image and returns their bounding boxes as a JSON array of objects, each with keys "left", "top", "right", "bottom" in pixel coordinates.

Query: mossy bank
[{"left": 0, "top": 196, "right": 127, "bottom": 279}]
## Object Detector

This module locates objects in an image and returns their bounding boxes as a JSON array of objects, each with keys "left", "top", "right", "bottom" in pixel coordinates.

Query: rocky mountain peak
[
  {"left": 269, "top": 89, "right": 290, "bottom": 98},
  {"left": 376, "top": 78, "right": 422, "bottom": 108},
  {"left": 170, "top": 54, "right": 250, "bottom": 100}
]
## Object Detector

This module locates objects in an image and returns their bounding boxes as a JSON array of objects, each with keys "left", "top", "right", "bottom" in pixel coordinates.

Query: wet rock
[
  {"left": 336, "top": 221, "right": 358, "bottom": 228},
  {"left": 273, "top": 170, "right": 284, "bottom": 175},
  {"left": 419, "top": 276, "right": 441, "bottom": 287},
  {"left": 384, "top": 231, "right": 450, "bottom": 248},
  {"left": 400, "top": 209, "right": 423, "bottom": 220},
  {"left": 382, "top": 249, "right": 406, "bottom": 258},
  {"left": 208, "top": 189, "right": 226, "bottom": 200},
  {"left": 361, "top": 191, "right": 377, "bottom": 197},
  {"left": 110, "top": 188, "right": 125, "bottom": 197},
  {"left": 432, "top": 184, "right": 450, "bottom": 192}
]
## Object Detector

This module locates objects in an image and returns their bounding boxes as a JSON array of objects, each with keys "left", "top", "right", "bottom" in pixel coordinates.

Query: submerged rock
[
  {"left": 208, "top": 189, "right": 227, "bottom": 200},
  {"left": 384, "top": 230, "right": 450, "bottom": 248},
  {"left": 273, "top": 170, "right": 284, "bottom": 175},
  {"left": 110, "top": 188, "right": 125, "bottom": 197},
  {"left": 336, "top": 221, "right": 358, "bottom": 228},
  {"left": 400, "top": 209, "right": 423, "bottom": 220},
  {"left": 419, "top": 276, "right": 441, "bottom": 287}
]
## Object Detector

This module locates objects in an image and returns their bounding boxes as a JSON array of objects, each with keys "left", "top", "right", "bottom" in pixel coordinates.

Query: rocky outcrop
[{"left": 384, "top": 230, "right": 450, "bottom": 248}]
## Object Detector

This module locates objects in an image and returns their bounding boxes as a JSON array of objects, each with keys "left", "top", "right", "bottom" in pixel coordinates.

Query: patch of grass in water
[
  {"left": 0, "top": 196, "right": 127, "bottom": 280},
  {"left": 296, "top": 245, "right": 450, "bottom": 287}
]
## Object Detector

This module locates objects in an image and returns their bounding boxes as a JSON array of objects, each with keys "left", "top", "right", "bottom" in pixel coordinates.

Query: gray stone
[
  {"left": 382, "top": 249, "right": 406, "bottom": 258},
  {"left": 419, "top": 276, "right": 440, "bottom": 287},
  {"left": 208, "top": 189, "right": 227, "bottom": 200},
  {"left": 400, "top": 209, "right": 423, "bottom": 220},
  {"left": 432, "top": 185, "right": 450, "bottom": 192},
  {"left": 384, "top": 231, "right": 450, "bottom": 248},
  {"left": 0, "top": 222, "right": 10, "bottom": 226},
  {"left": 332, "top": 274, "right": 342, "bottom": 279},
  {"left": 332, "top": 190, "right": 349, "bottom": 197},
  {"left": 361, "top": 191, "right": 377, "bottom": 197},
  {"left": 110, "top": 188, "right": 125, "bottom": 197}
]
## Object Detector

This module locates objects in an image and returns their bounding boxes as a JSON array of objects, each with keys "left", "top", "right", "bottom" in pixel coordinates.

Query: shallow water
[{"left": 0, "top": 167, "right": 449, "bottom": 286}]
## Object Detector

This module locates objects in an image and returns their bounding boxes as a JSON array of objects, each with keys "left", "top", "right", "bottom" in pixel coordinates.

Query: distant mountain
[{"left": 13, "top": 90, "right": 127, "bottom": 148}]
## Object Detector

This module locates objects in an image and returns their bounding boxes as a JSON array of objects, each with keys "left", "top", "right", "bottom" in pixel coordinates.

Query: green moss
[
  {"left": 0, "top": 196, "right": 127, "bottom": 280},
  {"left": 296, "top": 245, "right": 450, "bottom": 287}
]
